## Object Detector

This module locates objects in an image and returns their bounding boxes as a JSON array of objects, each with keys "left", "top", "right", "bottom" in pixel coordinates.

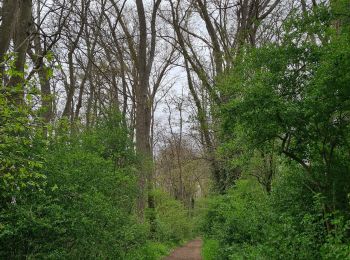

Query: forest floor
[{"left": 163, "top": 239, "right": 202, "bottom": 260}]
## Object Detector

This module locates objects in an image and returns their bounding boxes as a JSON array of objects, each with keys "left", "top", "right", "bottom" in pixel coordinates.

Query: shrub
[
  {"left": 201, "top": 179, "right": 271, "bottom": 259},
  {"left": 152, "top": 189, "right": 194, "bottom": 243},
  {"left": 201, "top": 166, "right": 350, "bottom": 259},
  {"left": 0, "top": 112, "right": 148, "bottom": 258},
  {"left": 202, "top": 239, "right": 220, "bottom": 260}
]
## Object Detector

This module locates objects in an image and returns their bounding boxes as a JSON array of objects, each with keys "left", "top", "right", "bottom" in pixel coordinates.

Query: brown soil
[{"left": 163, "top": 239, "right": 202, "bottom": 260}]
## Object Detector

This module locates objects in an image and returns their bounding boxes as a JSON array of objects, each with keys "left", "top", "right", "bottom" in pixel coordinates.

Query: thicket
[
  {"left": 201, "top": 2, "right": 350, "bottom": 259},
  {"left": 0, "top": 96, "right": 193, "bottom": 258},
  {"left": 202, "top": 173, "right": 350, "bottom": 259}
]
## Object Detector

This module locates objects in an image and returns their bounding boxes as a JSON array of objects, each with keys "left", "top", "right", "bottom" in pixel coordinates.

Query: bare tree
[{"left": 162, "top": 0, "right": 282, "bottom": 192}]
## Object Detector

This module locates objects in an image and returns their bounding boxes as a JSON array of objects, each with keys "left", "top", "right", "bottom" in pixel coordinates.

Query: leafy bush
[
  {"left": 321, "top": 215, "right": 350, "bottom": 259},
  {"left": 152, "top": 189, "right": 194, "bottom": 243},
  {"left": 0, "top": 95, "right": 50, "bottom": 258},
  {"left": 42, "top": 135, "right": 143, "bottom": 258},
  {"left": 202, "top": 239, "right": 220, "bottom": 260},
  {"left": 0, "top": 112, "right": 150, "bottom": 258},
  {"left": 201, "top": 179, "right": 271, "bottom": 259},
  {"left": 201, "top": 167, "right": 350, "bottom": 259},
  {"left": 126, "top": 241, "right": 171, "bottom": 260}
]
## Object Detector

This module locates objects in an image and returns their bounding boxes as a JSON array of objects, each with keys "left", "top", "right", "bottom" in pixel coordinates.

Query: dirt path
[{"left": 163, "top": 239, "right": 202, "bottom": 260}]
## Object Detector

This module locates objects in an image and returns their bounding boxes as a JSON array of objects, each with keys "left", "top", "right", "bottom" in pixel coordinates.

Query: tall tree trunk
[
  {"left": 0, "top": 0, "right": 19, "bottom": 73},
  {"left": 135, "top": 0, "right": 158, "bottom": 235},
  {"left": 9, "top": 0, "right": 32, "bottom": 105}
]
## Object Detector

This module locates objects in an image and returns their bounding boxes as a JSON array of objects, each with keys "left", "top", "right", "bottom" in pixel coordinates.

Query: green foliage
[
  {"left": 219, "top": 3, "right": 350, "bottom": 209},
  {"left": 0, "top": 103, "right": 194, "bottom": 258},
  {"left": 201, "top": 172, "right": 350, "bottom": 259},
  {"left": 0, "top": 110, "right": 150, "bottom": 258},
  {"left": 321, "top": 214, "right": 350, "bottom": 259},
  {"left": 202, "top": 239, "right": 220, "bottom": 260},
  {"left": 125, "top": 241, "right": 172, "bottom": 260},
  {"left": 39, "top": 120, "right": 143, "bottom": 259},
  {"left": 0, "top": 93, "right": 51, "bottom": 258},
  {"left": 201, "top": 179, "right": 271, "bottom": 259},
  {"left": 216, "top": 6, "right": 350, "bottom": 258},
  {"left": 208, "top": 5, "right": 350, "bottom": 256},
  {"left": 152, "top": 189, "right": 194, "bottom": 243},
  {"left": 0, "top": 95, "right": 46, "bottom": 198}
]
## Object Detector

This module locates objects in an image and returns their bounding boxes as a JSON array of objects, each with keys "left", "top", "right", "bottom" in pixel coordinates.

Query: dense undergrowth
[
  {"left": 0, "top": 103, "right": 194, "bottom": 258},
  {"left": 200, "top": 172, "right": 350, "bottom": 260}
]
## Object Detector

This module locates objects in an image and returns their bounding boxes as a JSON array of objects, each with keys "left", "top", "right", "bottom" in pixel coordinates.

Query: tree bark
[
  {"left": 135, "top": 0, "right": 161, "bottom": 235},
  {"left": 8, "top": 0, "right": 32, "bottom": 105},
  {"left": 0, "top": 0, "right": 19, "bottom": 65}
]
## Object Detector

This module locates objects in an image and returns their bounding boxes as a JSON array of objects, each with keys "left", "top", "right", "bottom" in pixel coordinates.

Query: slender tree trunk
[
  {"left": 86, "top": 73, "right": 95, "bottom": 128},
  {"left": 196, "top": 0, "right": 223, "bottom": 75},
  {"left": 62, "top": 48, "right": 75, "bottom": 120},
  {"left": 38, "top": 66, "right": 53, "bottom": 122},
  {"left": 32, "top": 35, "right": 53, "bottom": 124}
]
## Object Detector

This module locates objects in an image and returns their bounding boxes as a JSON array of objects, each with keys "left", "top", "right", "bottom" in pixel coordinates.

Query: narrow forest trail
[{"left": 163, "top": 239, "right": 202, "bottom": 260}]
